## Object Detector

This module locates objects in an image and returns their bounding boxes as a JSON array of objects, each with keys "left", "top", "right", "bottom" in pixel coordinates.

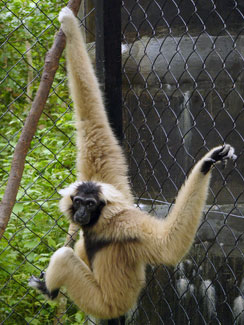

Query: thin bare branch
[{"left": 0, "top": 0, "right": 82, "bottom": 240}]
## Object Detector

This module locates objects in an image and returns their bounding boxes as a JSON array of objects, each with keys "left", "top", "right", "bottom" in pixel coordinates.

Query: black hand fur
[{"left": 201, "top": 145, "right": 234, "bottom": 175}]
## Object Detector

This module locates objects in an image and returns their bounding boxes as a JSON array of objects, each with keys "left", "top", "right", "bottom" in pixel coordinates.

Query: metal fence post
[
  {"left": 95, "top": 0, "right": 123, "bottom": 143},
  {"left": 95, "top": 1, "right": 125, "bottom": 324}
]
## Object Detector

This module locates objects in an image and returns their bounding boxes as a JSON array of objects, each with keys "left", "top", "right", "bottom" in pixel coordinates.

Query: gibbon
[{"left": 29, "top": 7, "right": 237, "bottom": 320}]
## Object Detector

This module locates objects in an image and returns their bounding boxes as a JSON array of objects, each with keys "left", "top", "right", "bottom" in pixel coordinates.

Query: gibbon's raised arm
[
  {"left": 135, "top": 145, "right": 236, "bottom": 266},
  {"left": 60, "top": 8, "right": 133, "bottom": 203}
]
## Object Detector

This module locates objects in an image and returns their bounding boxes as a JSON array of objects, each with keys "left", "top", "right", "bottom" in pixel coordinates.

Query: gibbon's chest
[
  {"left": 84, "top": 235, "right": 111, "bottom": 268},
  {"left": 84, "top": 234, "right": 139, "bottom": 270}
]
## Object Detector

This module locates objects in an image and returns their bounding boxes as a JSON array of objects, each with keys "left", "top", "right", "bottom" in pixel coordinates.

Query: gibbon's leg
[
  {"left": 58, "top": 8, "right": 133, "bottom": 204},
  {"left": 138, "top": 144, "right": 236, "bottom": 266},
  {"left": 30, "top": 247, "right": 115, "bottom": 319}
]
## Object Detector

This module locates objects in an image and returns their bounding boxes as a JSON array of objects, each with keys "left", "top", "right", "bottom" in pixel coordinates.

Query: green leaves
[{"left": 0, "top": 1, "right": 83, "bottom": 323}]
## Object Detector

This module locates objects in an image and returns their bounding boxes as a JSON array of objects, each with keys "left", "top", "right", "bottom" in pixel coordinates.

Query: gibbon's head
[{"left": 59, "top": 181, "right": 125, "bottom": 227}]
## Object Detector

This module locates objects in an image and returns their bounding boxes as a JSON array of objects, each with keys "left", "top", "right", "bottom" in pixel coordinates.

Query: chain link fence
[{"left": 1, "top": 0, "right": 244, "bottom": 324}]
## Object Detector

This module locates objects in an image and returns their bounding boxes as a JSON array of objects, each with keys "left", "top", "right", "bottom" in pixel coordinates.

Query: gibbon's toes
[
  {"left": 28, "top": 275, "right": 42, "bottom": 290},
  {"left": 201, "top": 144, "right": 236, "bottom": 174},
  {"left": 40, "top": 271, "right": 45, "bottom": 279},
  {"left": 29, "top": 275, "right": 48, "bottom": 295},
  {"left": 58, "top": 7, "right": 74, "bottom": 24},
  {"left": 28, "top": 275, "right": 60, "bottom": 300}
]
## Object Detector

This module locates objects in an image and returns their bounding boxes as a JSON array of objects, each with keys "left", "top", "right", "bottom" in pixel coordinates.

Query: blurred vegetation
[{"left": 0, "top": 1, "right": 86, "bottom": 323}]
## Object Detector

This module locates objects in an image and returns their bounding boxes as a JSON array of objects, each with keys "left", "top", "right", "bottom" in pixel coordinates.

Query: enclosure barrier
[{"left": 0, "top": 0, "right": 243, "bottom": 324}]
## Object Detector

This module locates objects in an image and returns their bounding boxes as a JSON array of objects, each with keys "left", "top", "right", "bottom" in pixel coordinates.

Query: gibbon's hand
[
  {"left": 28, "top": 272, "right": 59, "bottom": 300},
  {"left": 58, "top": 7, "right": 77, "bottom": 37},
  {"left": 201, "top": 144, "right": 237, "bottom": 175}
]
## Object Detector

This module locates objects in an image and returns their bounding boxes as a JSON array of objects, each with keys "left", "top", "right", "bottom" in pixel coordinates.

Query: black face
[{"left": 70, "top": 182, "right": 105, "bottom": 227}]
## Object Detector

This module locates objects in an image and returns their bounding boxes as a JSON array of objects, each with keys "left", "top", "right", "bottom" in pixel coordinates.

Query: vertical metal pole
[
  {"left": 99, "top": 317, "right": 125, "bottom": 325},
  {"left": 95, "top": 1, "right": 125, "bottom": 324},
  {"left": 95, "top": 0, "right": 123, "bottom": 142},
  {"left": 107, "top": 317, "right": 125, "bottom": 325}
]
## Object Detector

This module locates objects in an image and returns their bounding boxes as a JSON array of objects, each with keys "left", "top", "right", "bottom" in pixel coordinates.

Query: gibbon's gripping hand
[
  {"left": 201, "top": 144, "right": 237, "bottom": 175},
  {"left": 58, "top": 7, "right": 76, "bottom": 37},
  {"left": 28, "top": 272, "right": 59, "bottom": 300}
]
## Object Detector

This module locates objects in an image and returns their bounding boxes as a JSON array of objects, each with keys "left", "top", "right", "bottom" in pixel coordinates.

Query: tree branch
[{"left": 0, "top": 0, "right": 82, "bottom": 240}]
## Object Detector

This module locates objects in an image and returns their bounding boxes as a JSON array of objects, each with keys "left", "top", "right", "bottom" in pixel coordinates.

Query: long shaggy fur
[{"left": 29, "top": 7, "right": 236, "bottom": 320}]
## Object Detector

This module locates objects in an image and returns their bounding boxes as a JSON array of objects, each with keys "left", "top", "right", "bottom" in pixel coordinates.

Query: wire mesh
[
  {"left": 0, "top": 0, "right": 244, "bottom": 324},
  {"left": 122, "top": 0, "right": 244, "bottom": 324}
]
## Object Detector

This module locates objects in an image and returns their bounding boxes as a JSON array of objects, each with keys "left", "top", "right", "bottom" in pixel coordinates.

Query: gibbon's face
[{"left": 70, "top": 182, "right": 105, "bottom": 227}]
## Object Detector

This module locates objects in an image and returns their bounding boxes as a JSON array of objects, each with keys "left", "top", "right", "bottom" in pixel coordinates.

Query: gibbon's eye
[
  {"left": 74, "top": 198, "right": 82, "bottom": 204},
  {"left": 73, "top": 197, "right": 83, "bottom": 208},
  {"left": 85, "top": 199, "right": 96, "bottom": 208}
]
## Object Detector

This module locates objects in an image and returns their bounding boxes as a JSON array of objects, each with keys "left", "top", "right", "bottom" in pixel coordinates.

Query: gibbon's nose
[{"left": 74, "top": 208, "right": 90, "bottom": 225}]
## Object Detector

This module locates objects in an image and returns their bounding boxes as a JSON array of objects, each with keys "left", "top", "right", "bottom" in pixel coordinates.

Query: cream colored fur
[
  {"left": 42, "top": 7, "right": 236, "bottom": 319},
  {"left": 59, "top": 8, "right": 133, "bottom": 205}
]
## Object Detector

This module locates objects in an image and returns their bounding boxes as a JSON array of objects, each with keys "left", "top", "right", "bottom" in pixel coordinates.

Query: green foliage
[{"left": 0, "top": 1, "right": 86, "bottom": 323}]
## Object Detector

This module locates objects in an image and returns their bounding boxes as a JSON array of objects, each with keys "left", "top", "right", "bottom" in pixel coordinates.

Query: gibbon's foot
[
  {"left": 201, "top": 144, "right": 237, "bottom": 175},
  {"left": 28, "top": 273, "right": 59, "bottom": 300}
]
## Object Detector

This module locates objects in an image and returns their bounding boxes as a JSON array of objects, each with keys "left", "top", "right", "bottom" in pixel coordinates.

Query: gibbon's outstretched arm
[
  {"left": 135, "top": 144, "right": 237, "bottom": 266},
  {"left": 60, "top": 7, "right": 133, "bottom": 203}
]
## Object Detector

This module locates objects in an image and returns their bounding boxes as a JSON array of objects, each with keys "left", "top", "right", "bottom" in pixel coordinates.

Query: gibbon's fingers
[{"left": 201, "top": 144, "right": 237, "bottom": 174}]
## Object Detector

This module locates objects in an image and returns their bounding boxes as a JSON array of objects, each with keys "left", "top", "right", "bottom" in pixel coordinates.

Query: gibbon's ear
[{"left": 58, "top": 182, "right": 82, "bottom": 217}]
